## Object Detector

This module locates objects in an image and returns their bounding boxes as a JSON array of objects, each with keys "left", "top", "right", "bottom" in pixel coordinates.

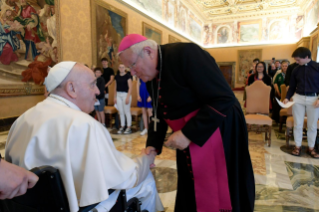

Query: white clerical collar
[
  {"left": 49, "top": 94, "right": 81, "bottom": 111},
  {"left": 305, "top": 60, "right": 312, "bottom": 66}
]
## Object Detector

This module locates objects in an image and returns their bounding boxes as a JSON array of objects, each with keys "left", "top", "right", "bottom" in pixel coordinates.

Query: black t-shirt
[
  {"left": 96, "top": 77, "right": 105, "bottom": 99},
  {"left": 115, "top": 72, "right": 132, "bottom": 92},
  {"left": 102, "top": 67, "right": 114, "bottom": 93}
]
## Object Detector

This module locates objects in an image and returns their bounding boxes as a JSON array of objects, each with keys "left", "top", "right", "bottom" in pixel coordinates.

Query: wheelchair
[{"left": 0, "top": 166, "right": 148, "bottom": 212}]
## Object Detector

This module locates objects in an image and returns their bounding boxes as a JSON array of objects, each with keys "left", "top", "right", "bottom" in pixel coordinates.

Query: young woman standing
[
  {"left": 114, "top": 64, "right": 132, "bottom": 134},
  {"left": 137, "top": 78, "right": 152, "bottom": 135}
]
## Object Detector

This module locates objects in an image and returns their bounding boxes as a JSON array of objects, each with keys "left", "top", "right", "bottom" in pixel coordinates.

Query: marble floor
[{"left": 1, "top": 91, "right": 319, "bottom": 211}]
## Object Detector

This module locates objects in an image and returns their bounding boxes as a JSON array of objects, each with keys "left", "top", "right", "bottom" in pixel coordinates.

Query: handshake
[{"left": 141, "top": 147, "right": 157, "bottom": 168}]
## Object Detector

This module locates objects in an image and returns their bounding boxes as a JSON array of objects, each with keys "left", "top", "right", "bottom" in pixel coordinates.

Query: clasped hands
[{"left": 142, "top": 130, "right": 191, "bottom": 168}]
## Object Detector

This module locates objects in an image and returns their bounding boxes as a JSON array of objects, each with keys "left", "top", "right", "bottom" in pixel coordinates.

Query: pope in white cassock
[{"left": 5, "top": 62, "right": 164, "bottom": 212}]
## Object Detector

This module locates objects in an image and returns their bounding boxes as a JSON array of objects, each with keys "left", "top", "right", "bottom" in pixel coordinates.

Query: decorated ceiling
[
  {"left": 191, "top": 0, "right": 309, "bottom": 21},
  {"left": 123, "top": 0, "right": 319, "bottom": 47}
]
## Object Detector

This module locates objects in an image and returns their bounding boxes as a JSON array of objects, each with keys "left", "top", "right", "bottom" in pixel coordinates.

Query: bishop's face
[{"left": 119, "top": 47, "right": 158, "bottom": 82}]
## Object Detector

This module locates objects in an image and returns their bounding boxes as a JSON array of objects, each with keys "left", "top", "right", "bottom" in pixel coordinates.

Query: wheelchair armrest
[
  {"left": 30, "top": 166, "right": 59, "bottom": 176},
  {"left": 78, "top": 203, "right": 99, "bottom": 212},
  {"left": 78, "top": 190, "right": 124, "bottom": 212}
]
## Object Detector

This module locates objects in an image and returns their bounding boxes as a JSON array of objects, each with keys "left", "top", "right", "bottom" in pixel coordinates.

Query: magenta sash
[{"left": 165, "top": 109, "right": 232, "bottom": 212}]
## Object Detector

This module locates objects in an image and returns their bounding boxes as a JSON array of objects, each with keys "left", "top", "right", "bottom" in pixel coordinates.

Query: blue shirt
[{"left": 286, "top": 61, "right": 319, "bottom": 100}]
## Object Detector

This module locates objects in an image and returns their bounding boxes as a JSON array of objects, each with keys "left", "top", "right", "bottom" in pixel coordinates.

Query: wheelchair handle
[{"left": 30, "top": 166, "right": 58, "bottom": 176}]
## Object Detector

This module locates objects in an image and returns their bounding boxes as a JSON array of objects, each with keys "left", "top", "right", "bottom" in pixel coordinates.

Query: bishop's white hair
[{"left": 117, "top": 39, "right": 157, "bottom": 56}]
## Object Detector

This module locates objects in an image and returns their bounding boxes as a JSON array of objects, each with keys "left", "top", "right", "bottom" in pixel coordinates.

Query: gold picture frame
[
  {"left": 168, "top": 35, "right": 181, "bottom": 43},
  {"left": 142, "top": 22, "right": 162, "bottom": 44},
  {"left": 91, "top": 0, "right": 128, "bottom": 68},
  {"left": 238, "top": 20, "right": 262, "bottom": 43},
  {"left": 0, "top": 0, "right": 61, "bottom": 97}
]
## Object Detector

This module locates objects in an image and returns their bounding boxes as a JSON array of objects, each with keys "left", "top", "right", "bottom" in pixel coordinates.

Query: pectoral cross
[{"left": 152, "top": 114, "right": 160, "bottom": 132}]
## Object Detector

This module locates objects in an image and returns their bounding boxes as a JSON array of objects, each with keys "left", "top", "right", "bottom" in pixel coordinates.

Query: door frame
[{"left": 217, "top": 62, "right": 236, "bottom": 89}]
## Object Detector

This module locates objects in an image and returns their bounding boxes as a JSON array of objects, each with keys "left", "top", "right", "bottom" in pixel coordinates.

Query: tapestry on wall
[
  {"left": 142, "top": 22, "right": 162, "bottom": 44},
  {"left": 237, "top": 49, "right": 262, "bottom": 84},
  {"left": 0, "top": 0, "right": 60, "bottom": 97},
  {"left": 91, "top": 0, "right": 127, "bottom": 70}
]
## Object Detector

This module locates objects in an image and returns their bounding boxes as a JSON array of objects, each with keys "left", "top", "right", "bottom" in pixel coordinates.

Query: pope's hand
[
  {"left": 0, "top": 160, "right": 38, "bottom": 199},
  {"left": 164, "top": 130, "right": 191, "bottom": 150},
  {"left": 143, "top": 146, "right": 156, "bottom": 168},
  {"left": 314, "top": 100, "right": 319, "bottom": 108},
  {"left": 283, "top": 99, "right": 289, "bottom": 104}
]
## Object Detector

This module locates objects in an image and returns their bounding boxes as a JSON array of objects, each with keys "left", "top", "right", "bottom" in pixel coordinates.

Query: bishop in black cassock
[{"left": 118, "top": 34, "right": 255, "bottom": 212}]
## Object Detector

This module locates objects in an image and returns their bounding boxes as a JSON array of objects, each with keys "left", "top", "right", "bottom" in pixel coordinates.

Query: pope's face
[
  {"left": 76, "top": 66, "right": 99, "bottom": 113},
  {"left": 119, "top": 48, "right": 157, "bottom": 82}
]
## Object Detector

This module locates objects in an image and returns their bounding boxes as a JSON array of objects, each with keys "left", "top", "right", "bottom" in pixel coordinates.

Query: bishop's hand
[{"left": 164, "top": 130, "right": 191, "bottom": 150}]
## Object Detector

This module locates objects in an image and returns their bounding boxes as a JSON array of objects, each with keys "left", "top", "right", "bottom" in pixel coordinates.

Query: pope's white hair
[{"left": 117, "top": 39, "right": 157, "bottom": 56}]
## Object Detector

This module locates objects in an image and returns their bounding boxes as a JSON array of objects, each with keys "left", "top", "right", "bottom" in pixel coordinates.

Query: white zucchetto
[{"left": 44, "top": 61, "right": 76, "bottom": 92}]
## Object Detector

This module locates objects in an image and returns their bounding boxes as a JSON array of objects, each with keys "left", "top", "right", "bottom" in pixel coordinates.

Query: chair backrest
[
  {"left": 108, "top": 81, "right": 115, "bottom": 106},
  {"left": 131, "top": 80, "right": 138, "bottom": 107},
  {"left": 0, "top": 166, "right": 98, "bottom": 212},
  {"left": 245, "top": 80, "right": 271, "bottom": 115},
  {"left": 280, "top": 84, "right": 287, "bottom": 102}
]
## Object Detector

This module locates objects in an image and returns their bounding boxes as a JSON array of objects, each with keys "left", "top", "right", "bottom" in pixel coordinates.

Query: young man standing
[
  {"left": 101, "top": 58, "right": 115, "bottom": 105},
  {"left": 284, "top": 47, "right": 319, "bottom": 158}
]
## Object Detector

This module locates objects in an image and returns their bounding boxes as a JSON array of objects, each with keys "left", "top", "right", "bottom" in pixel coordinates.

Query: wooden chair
[
  {"left": 104, "top": 82, "right": 118, "bottom": 128},
  {"left": 245, "top": 81, "right": 272, "bottom": 147},
  {"left": 279, "top": 85, "right": 289, "bottom": 132},
  {"left": 130, "top": 80, "right": 142, "bottom": 130},
  {"left": 280, "top": 84, "right": 287, "bottom": 102}
]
